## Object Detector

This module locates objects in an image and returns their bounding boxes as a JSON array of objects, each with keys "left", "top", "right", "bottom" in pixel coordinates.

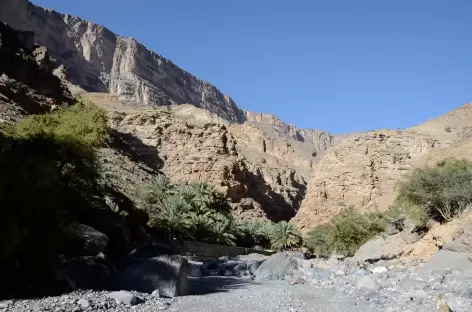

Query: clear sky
[{"left": 32, "top": 0, "right": 472, "bottom": 134}]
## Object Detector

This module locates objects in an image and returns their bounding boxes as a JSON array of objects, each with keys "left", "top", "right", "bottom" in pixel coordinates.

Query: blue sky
[{"left": 32, "top": 0, "right": 472, "bottom": 134}]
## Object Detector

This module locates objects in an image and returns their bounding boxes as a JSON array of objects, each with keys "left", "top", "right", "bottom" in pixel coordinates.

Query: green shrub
[
  {"left": 304, "top": 207, "right": 388, "bottom": 257},
  {"left": 0, "top": 103, "right": 109, "bottom": 296},
  {"left": 304, "top": 223, "right": 332, "bottom": 258},
  {"left": 391, "top": 157, "right": 472, "bottom": 225},
  {"left": 14, "top": 101, "right": 109, "bottom": 146}
]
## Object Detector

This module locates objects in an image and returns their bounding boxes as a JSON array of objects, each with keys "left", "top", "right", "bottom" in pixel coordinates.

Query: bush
[
  {"left": 304, "top": 207, "right": 388, "bottom": 257},
  {"left": 0, "top": 102, "right": 110, "bottom": 296},
  {"left": 14, "top": 101, "right": 109, "bottom": 146},
  {"left": 304, "top": 223, "right": 332, "bottom": 258},
  {"left": 391, "top": 157, "right": 472, "bottom": 225}
]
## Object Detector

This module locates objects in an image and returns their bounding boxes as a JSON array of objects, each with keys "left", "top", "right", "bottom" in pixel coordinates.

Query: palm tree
[
  {"left": 139, "top": 175, "right": 175, "bottom": 207},
  {"left": 147, "top": 196, "right": 191, "bottom": 239},
  {"left": 210, "top": 214, "right": 237, "bottom": 246},
  {"left": 188, "top": 182, "right": 215, "bottom": 214},
  {"left": 271, "top": 221, "right": 302, "bottom": 250},
  {"left": 186, "top": 182, "right": 231, "bottom": 217},
  {"left": 188, "top": 213, "right": 213, "bottom": 242}
]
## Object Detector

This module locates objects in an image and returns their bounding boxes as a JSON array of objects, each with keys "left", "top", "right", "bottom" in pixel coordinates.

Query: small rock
[
  {"left": 288, "top": 278, "right": 306, "bottom": 285},
  {"left": 334, "top": 268, "right": 346, "bottom": 276},
  {"left": 371, "top": 266, "right": 388, "bottom": 274},
  {"left": 0, "top": 300, "right": 13, "bottom": 309},
  {"left": 436, "top": 295, "right": 452, "bottom": 312},
  {"left": 151, "top": 289, "right": 160, "bottom": 297},
  {"left": 77, "top": 299, "right": 90, "bottom": 309},
  {"left": 356, "top": 275, "right": 378, "bottom": 291},
  {"left": 108, "top": 291, "right": 142, "bottom": 306}
]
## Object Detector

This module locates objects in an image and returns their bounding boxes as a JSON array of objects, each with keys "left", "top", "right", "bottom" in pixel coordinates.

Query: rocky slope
[
  {"left": 293, "top": 130, "right": 442, "bottom": 229},
  {"left": 82, "top": 93, "right": 310, "bottom": 221},
  {"left": 0, "top": 21, "right": 72, "bottom": 123},
  {"left": 294, "top": 104, "right": 472, "bottom": 231}
]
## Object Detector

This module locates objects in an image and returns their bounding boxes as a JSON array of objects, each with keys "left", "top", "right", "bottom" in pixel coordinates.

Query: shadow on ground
[{"left": 187, "top": 276, "right": 255, "bottom": 296}]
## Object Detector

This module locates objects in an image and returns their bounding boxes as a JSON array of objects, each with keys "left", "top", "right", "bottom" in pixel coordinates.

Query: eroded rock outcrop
[
  {"left": 104, "top": 104, "right": 308, "bottom": 221},
  {"left": 0, "top": 21, "right": 72, "bottom": 123},
  {"left": 293, "top": 130, "right": 441, "bottom": 230}
]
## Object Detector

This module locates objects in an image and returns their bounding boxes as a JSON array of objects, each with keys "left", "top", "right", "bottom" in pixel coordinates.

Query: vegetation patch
[
  {"left": 0, "top": 102, "right": 109, "bottom": 296},
  {"left": 389, "top": 157, "right": 472, "bottom": 226},
  {"left": 139, "top": 176, "right": 303, "bottom": 250},
  {"left": 304, "top": 207, "right": 388, "bottom": 257}
]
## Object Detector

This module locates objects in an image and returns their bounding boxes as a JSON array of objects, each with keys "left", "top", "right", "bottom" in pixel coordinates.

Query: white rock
[
  {"left": 77, "top": 298, "right": 90, "bottom": 309},
  {"left": 107, "top": 291, "right": 141, "bottom": 306},
  {"left": 371, "top": 266, "right": 388, "bottom": 274},
  {"left": 356, "top": 275, "right": 379, "bottom": 291}
]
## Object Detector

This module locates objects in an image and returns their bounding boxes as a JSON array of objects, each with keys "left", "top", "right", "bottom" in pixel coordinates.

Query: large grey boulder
[
  {"left": 443, "top": 225, "right": 472, "bottom": 253},
  {"left": 67, "top": 224, "right": 109, "bottom": 256},
  {"left": 356, "top": 275, "right": 378, "bottom": 291},
  {"left": 253, "top": 251, "right": 305, "bottom": 281},
  {"left": 354, "top": 234, "right": 408, "bottom": 263},
  {"left": 112, "top": 255, "right": 189, "bottom": 297},
  {"left": 129, "top": 237, "right": 174, "bottom": 258},
  {"left": 200, "top": 258, "right": 263, "bottom": 277},
  {"left": 422, "top": 250, "right": 472, "bottom": 271},
  {"left": 56, "top": 255, "right": 114, "bottom": 290}
]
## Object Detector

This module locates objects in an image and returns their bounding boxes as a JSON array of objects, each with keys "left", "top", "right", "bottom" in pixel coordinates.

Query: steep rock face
[
  {"left": 0, "top": 21, "right": 72, "bottom": 123},
  {"left": 103, "top": 103, "right": 308, "bottom": 221},
  {"left": 0, "top": 0, "right": 244, "bottom": 122},
  {"left": 243, "top": 111, "right": 340, "bottom": 161},
  {"left": 293, "top": 130, "right": 441, "bottom": 230}
]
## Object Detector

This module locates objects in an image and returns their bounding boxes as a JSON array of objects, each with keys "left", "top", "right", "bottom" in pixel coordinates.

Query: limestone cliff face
[
  {"left": 0, "top": 0, "right": 245, "bottom": 122},
  {"left": 0, "top": 0, "right": 340, "bottom": 160},
  {"left": 103, "top": 103, "right": 308, "bottom": 222},
  {"left": 293, "top": 130, "right": 441, "bottom": 230}
]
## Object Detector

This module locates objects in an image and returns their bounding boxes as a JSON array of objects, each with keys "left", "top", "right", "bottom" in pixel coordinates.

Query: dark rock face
[
  {"left": 66, "top": 224, "right": 109, "bottom": 257},
  {"left": 111, "top": 255, "right": 189, "bottom": 297},
  {"left": 0, "top": 21, "right": 73, "bottom": 123}
]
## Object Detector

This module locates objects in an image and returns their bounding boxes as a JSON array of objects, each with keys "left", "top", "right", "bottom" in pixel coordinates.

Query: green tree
[
  {"left": 146, "top": 196, "right": 191, "bottom": 239},
  {"left": 140, "top": 175, "right": 175, "bottom": 207},
  {"left": 0, "top": 102, "right": 110, "bottom": 296},
  {"left": 188, "top": 213, "right": 214, "bottom": 242},
  {"left": 304, "top": 223, "right": 332, "bottom": 258},
  {"left": 391, "top": 157, "right": 472, "bottom": 225},
  {"left": 271, "top": 221, "right": 303, "bottom": 250},
  {"left": 209, "top": 214, "right": 237, "bottom": 246}
]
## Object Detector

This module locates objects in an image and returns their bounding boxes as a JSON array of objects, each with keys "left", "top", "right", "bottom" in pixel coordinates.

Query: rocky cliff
[
  {"left": 81, "top": 93, "right": 309, "bottom": 221},
  {"left": 0, "top": 21, "right": 72, "bottom": 123},
  {"left": 293, "top": 130, "right": 442, "bottom": 230},
  {"left": 0, "top": 0, "right": 246, "bottom": 122},
  {"left": 294, "top": 104, "right": 472, "bottom": 231}
]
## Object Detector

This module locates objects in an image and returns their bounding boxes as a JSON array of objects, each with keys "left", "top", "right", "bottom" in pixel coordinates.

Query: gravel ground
[
  {"left": 3, "top": 270, "right": 472, "bottom": 312},
  {"left": 170, "top": 277, "right": 400, "bottom": 312}
]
